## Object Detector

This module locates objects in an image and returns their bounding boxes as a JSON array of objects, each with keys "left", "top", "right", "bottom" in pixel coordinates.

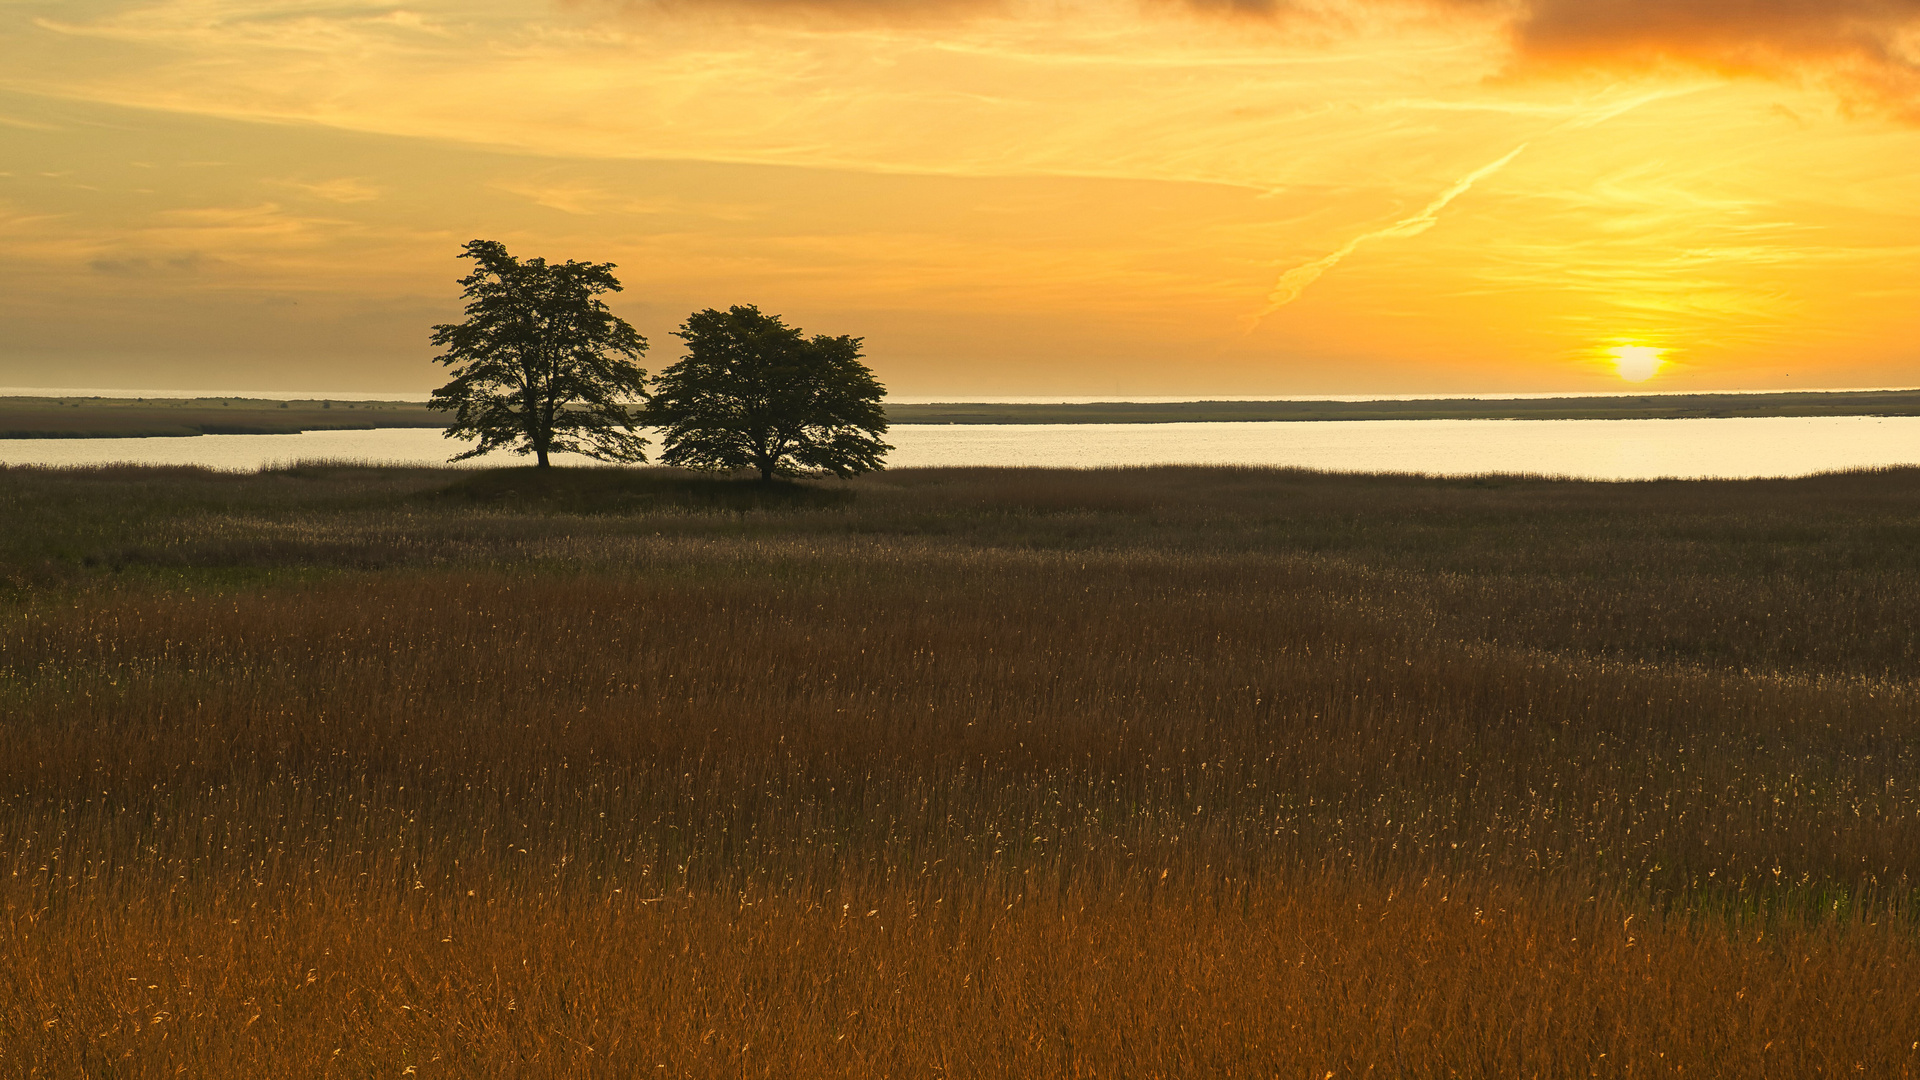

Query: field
[{"left": 3, "top": 463, "right": 1918, "bottom": 1077}]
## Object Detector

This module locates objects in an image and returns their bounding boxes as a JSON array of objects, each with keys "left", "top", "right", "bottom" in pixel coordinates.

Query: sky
[{"left": 2, "top": 0, "right": 1918, "bottom": 397}]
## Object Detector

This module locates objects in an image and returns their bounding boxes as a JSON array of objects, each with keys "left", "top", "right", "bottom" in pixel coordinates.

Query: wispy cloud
[
  {"left": 0, "top": 112, "right": 60, "bottom": 131},
  {"left": 1250, "top": 143, "right": 1525, "bottom": 321},
  {"left": 492, "top": 179, "right": 762, "bottom": 221},
  {"left": 275, "top": 177, "right": 382, "bottom": 203}
]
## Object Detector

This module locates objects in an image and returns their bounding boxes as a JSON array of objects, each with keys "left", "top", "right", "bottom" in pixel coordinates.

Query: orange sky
[{"left": 2, "top": 0, "right": 1918, "bottom": 395}]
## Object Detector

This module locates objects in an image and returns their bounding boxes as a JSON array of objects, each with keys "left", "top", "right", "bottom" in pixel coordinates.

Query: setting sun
[{"left": 1609, "top": 345, "right": 1666, "bottom": 383}]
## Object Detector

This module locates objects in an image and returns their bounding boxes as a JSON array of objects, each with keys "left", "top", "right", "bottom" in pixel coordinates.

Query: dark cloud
[
  {"left": 1495, "top": 0, "right": 1920, "bottom": 75},
  {"left": 1479, "top": 0, "right": 1920, "bottom": 117},
  {"left": 1251, "top": 0, "right": 1920, "bottom": 114},
  {"left": 89, "top": 253, "right": 206, "bottom": 276},
  {"left": 1508, "top": 0, "right": 1919, "bottom": 61},
  {"left": 605, "top": 0, "right": 1920, "bottom": 110}
]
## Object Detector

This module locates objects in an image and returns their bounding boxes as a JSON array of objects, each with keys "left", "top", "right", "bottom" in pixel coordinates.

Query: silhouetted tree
[
  {"left": 429, "top": 240, "right": 648, "bottom": 468},
  {"left": 650, "top": 305, "right": 890, "bottom": 481}
]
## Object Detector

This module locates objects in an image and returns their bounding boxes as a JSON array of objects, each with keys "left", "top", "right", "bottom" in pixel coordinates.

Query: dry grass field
[{"left": 2, "top": 463, "right": 1918, "bottom": 1077}]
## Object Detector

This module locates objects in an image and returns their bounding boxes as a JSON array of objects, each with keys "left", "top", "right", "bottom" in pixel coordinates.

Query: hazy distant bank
[
  {"left": 0, "top": 395, "right": 441, "bottom": 439},
  {"left": 5, "top": 387, "right": 1920, "bottom": 438},
  {"left": 887, "top": 387, "right": 1920, "bottom": 424}
]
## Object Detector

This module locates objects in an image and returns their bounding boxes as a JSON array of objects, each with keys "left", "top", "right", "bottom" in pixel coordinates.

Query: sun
[{"left": 1607, "top": 345, "right": 1666, "bottom": 383}]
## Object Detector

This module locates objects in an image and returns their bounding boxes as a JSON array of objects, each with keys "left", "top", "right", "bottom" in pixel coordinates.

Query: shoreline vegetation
[
  {"left": 0, "top": 396, "right": 441, "bottom": 438},
  {"left": 4, "top": 386, "right": 1920, "bottom": 438},
  {"left": 886, "top": 386, "right": 1920, "bottom": 424},
  {"left": 4, "top": 463, "right": 1918, "bottom": 1075}
]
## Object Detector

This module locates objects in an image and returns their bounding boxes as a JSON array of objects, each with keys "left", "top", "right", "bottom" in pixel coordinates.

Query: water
[
  {"left": 890, "top": 416, "right": 1920, "bottom": 478},
  {"left": 2, "top": 415, "right": 1916, "bottom": 479}
]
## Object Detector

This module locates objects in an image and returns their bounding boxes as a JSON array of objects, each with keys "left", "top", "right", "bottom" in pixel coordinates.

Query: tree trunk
[
  {"left": 759, "top": 461, "right": 773, "bottom": 482},
  {"left": 536, "top": 446, "right": 550, "bottom": 469}
]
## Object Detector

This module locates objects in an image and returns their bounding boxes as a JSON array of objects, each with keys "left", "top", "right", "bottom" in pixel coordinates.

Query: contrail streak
[{"left": 1250, "top": 144, "right": 1527, "bottom": 322}]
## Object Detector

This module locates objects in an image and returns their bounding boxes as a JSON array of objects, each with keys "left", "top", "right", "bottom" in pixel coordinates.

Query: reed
[{"left": 3, "top": 463, "right": 1918, "bottom": 1076}]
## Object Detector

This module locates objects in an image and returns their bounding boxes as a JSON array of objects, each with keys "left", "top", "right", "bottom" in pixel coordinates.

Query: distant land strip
[
  {"left": 884, "top": 389, "right": 1920, "bottom": 425},
  {"left": 0, "top": 397, "right": 443, "bottom": 439},
  {"left": 4, "top": 388, "right": 1920, "bottom": 438}
]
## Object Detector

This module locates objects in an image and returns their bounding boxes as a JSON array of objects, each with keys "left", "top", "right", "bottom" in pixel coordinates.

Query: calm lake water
[{"left": 1, "top": 415, "right": 1916, "bottom": 480}]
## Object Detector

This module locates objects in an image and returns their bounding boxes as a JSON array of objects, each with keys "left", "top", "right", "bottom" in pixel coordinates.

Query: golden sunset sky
[{"left": 2, "top": 0, "right": 1918, "bottom": 395}]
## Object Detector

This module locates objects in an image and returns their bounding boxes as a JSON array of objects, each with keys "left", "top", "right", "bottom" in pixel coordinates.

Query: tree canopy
[
  {"left": 428, "top": 240, "right": 649, "bottom": 468},
  {"left": 650, "top": 305, "right": 890, "bottom": 481}
]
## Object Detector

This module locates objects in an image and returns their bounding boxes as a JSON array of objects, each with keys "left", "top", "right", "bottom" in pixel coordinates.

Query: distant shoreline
[
  {"left": 0, "top": 396, "right": 443, "bottom": 439},
  {"left": 884, "top": 388, "right": 1920, "bottom": 425},
  {"left": 4, "top": 387, "right": 1920, "bottom": 438}
]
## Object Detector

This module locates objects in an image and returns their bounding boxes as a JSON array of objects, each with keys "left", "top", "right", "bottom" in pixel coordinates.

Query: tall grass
[{"left": 3, "top": 464, "right": 1918, "bottom": 1076}]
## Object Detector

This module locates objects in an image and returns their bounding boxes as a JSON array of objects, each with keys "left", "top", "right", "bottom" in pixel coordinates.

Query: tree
[
  {"left": 649, "top": 305, "right": 891, "bottom": 482},
  {"left": 428, "top": 239, "right": 648, "bottom": 468}
]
